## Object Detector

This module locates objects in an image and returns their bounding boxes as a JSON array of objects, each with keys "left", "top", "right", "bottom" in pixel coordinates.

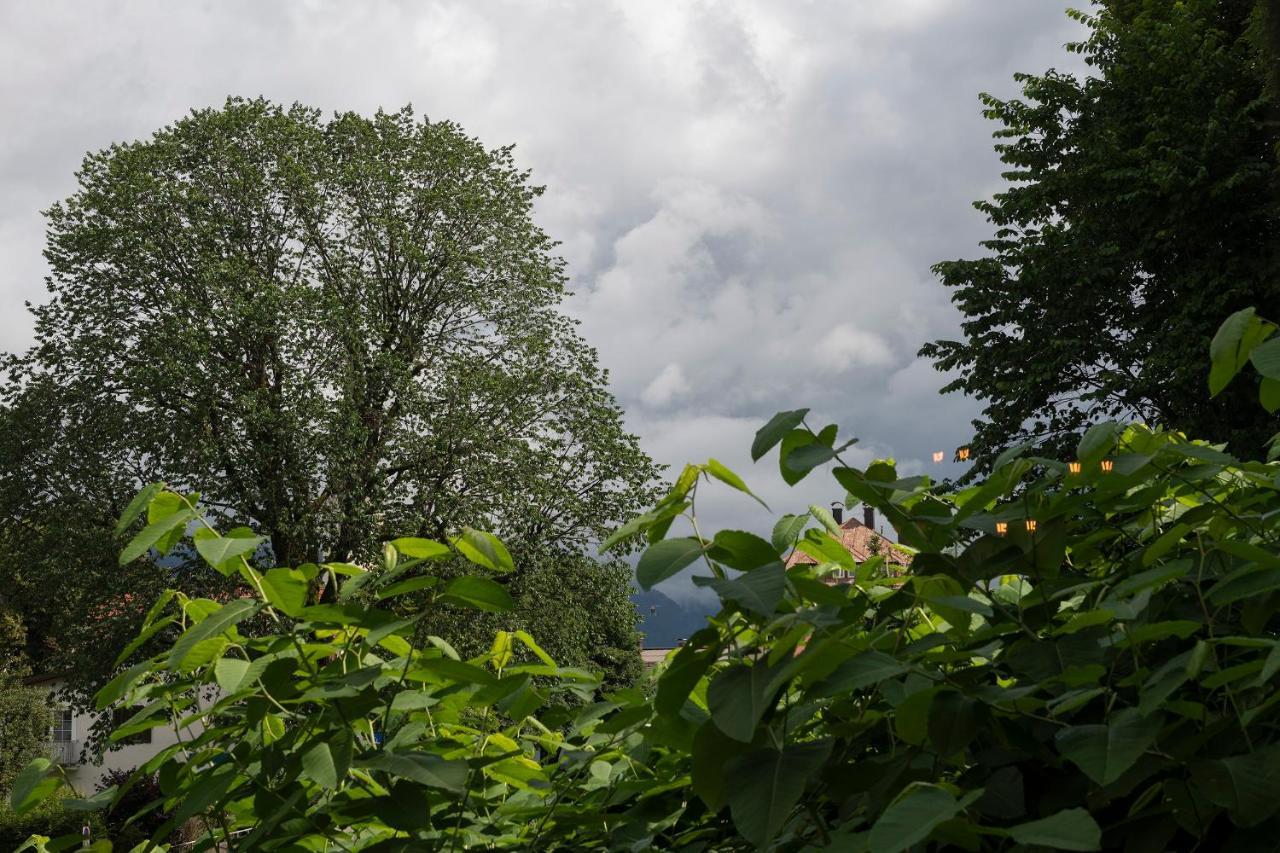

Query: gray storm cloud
[{"left": 0, "top": 0, "right": 1087, "bottom": 601}]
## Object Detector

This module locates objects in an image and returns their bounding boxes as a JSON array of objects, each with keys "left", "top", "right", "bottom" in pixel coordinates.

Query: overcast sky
[{"left": 0, "top": 1, "right": 1087, "bottom": 603}]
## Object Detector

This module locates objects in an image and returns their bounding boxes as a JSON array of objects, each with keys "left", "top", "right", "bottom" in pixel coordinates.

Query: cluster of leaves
[{"left": 12, "top": 313, "right": 1280, "bottom": 850}]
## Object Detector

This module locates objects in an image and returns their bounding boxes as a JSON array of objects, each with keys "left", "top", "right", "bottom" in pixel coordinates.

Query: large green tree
[
  {"left": 921, "top": 0, "right": 1280, "bottom": 468},
  {"left": 0, "top": 99, "right": 658, "bottom": 696}
]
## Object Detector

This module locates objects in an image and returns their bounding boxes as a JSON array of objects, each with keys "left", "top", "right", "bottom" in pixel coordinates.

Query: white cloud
[
  {"left": 813, "top": 324, "right": 895, "bottom": 373},
  {"left": 0, "top": 0, "right": 1091, "bottom": 586},
  {"left": 641, "top": 363, "right": 691, "bottom": 407}
]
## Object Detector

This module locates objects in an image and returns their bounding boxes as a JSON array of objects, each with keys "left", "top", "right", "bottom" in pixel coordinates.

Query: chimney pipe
[
  {"left": 864, "top": 506, "right": 874, "bottom": 529},
  {"left": 830, "top": 502, "right": 843, "bottom": 525}
]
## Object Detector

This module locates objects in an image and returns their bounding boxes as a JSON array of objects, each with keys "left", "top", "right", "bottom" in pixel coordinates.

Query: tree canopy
[
  {"left": 0, "top": 98, "right": 658, "bottom": 695},
  {"left": 921, "top": 0, "right": 1280, "bottom": 469}
]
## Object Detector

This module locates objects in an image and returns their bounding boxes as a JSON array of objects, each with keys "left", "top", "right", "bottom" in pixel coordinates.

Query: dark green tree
[
  {"left": 921, "top": 0, "right": 1280, "bottom": 469},
  {"left": 0, "top": 98, "right": 657, "bottom": 697}
]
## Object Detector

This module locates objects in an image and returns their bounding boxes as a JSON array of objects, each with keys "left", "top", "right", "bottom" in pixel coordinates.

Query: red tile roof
[{"left": 784, "top": 517, "right": 912, "bottom": 571}]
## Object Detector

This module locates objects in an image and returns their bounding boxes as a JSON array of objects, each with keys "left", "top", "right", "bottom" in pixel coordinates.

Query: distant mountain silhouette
[{"left": 632, "top": 589, "right": 717, "bottom": 648}]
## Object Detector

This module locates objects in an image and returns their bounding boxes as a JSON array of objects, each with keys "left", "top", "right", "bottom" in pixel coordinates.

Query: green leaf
[
  {"left": 1209, "top": 307, "right": 1273, "bottom": 396},
  {"left": 691, "top": 720, "right": 744, "bottom": 812},
  {"left": 391, "top": 537, "right": 452, "bottom": 560},
  {"left": 301, "top": 739, "right": 350, "bottom": 790},
  {"left": 214, "top": 657, "right": 251, "bottom": 693},
  {"left": 1191, "top": 745, "right": 1280, "bottom": 827},
  {"left": 708, "top": 662, "right": 778, "bottom": 742},
  {"left": 707, "top": 529, "right": 779, "bottom": 571},
  {"left": 1077, "top": 421, "right": 1121, "bottom": 465},
  {"left": 261, "top": 567, "right": 309, "bottom": 617},
  {"left": 9, "top": 759, "right": 60, "bottom": 816},
  {"left": 812, "top": 650, "right": 907, "bottom": 697},
  {"left": 636, "top": 537, "right": 704, "bottom": 590},
  {"left": 376, "top": 575, "right": 440, "bottom": 600},
  {"left": 655, "top": 640, "right": 719, "bottom": 715},
  {"left": 1248, "top": 336, "right": 1280, "bottom": 380},
  {"left": 725, "top": 741, "right": 831, "bottom": 849},
  {"left": 439, "top": 576, "right": 514, "bottom": 612},
  {"left": 868, "top": 785, "right": 959, "bottom": 853},
  {"left": 705, "top": 458, "right": 768, "bottom": 508},
  {"left": 115, "top": 482, "right": 165, "bottom": 536},
  {"left": 1261, "top": 377, "right": 1280, "bottom": 413},
  {"left": 167, "top": 598, "right": 259, "bottom": 671},
  {"left": 1208, "top": 567, "right": 1280, "bottom": 605},
  {"left": 771, "top": 514, "right": 809, "bottom": 552},
  {"left": 193, "top": 527, "right": 264, "bottom": 574},
  {"left": 1008, "top": 808, "right": 1101, "bottom": 851},
  {"left": 452, "top": 528, "right": 513, "bottom": 573},
  {"left": 355, "top": 752, "right": 468, "bottom": 793},
  {"left": 928, "top": 691, "right": 979, "bottom": 757},
  {"left": 1055, "top": 708, "right": 1160, "bottom": 786},
  {"left": 119, "top": 508, "right": 194, "bottom": 565},
  {"left": 694, "top": 563, "right": 787, "bottom": 615},
  {"left": 808, "top": 503, "right": 843, "bottom": 537},
  {"left": 751, "top": 408, "right": 809, "bottom": 461}
]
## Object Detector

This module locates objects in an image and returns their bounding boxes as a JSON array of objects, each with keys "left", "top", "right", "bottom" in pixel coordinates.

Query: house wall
[{"left": 39, "top": 680, "right": 203, "bottom": 793}]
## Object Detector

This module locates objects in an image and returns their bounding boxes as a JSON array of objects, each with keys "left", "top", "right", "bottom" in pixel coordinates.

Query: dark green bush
[{"left": 8, "top": 309, "right": 1280, "bottom": 850}]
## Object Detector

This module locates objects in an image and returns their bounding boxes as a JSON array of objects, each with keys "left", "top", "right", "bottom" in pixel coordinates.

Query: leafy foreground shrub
[{"left": 11, "top": 313, "right": 1280, "bottom": 851}]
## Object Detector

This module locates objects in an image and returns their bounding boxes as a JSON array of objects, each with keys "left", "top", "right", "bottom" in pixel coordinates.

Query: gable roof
[{"left": 784, "top": 516, "right": 912, "bottom": 570}]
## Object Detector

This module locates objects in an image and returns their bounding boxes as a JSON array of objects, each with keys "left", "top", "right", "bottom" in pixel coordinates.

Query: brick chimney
[
  {"left": 863, "top": 506, "right": 874, "bottom": 529},
  {"left": 830, "top": 502, "right": 843, "bottom": 525}
]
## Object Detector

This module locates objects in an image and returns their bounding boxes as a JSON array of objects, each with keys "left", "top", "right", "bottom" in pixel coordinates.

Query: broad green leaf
[
  {"left": 705, "top": 458, "right": 768, "bottom": 508},
  {"left": 751, "top": 408, "right": 809, "bottom": 461},
  {"left": 708, "top": 662, "right": 778, "bottom": 742},
  {"left": 95, "top": 661, "right": 152, "bottom": 710},
  {"left": 9, "top": 759, "right": 60, "bottom": 816},
  {"left": 725, "top": 741, "right": 831, "bottom": 849},
  {"left": 812, "top": 650, "right": 907, "bottom": 697},
  {"left": 655, "top": 640, "right": 719, "bottom": 715},
  {"left": 439, "top": 576, "right": 514, "bottom": 612},
  {"left": 808, "top": 503, "right": 843, "bottom": 537},
  {"left": 868, "top": 785, "right": 959, "bottom": 853},
  {"left": 1261, "top": 377, "right": 1280, "bottom": 413},
  {"left": 1191, "top": 745, "right": 1280, "bottom": 827},
  {"left": 167, "top": 598, "right": 259, "bottom": 671},
  {"left": 452, "top": 528, "right": 513, "bottom": 573},
  {"left": 771, "top": 514, "right": 809, "bottom": 552},
  {"left": 114, "top": 482, "right": 165, "bottom": 536},
  {"left": 355, "top": 752, "right": 468, "bottom": 793},
  {"left": 694, "top": 563, "right": 787, "bottom": 615},
  {"left": 214, "top": 657, "right": 251, "bottom": 693},
  {"left": 261, "top": 567, "right": 309, "bottom": 617},
  {"left": 119, "top": 508, "right": 194, "bottom": 565},
  {"left": 691, "top": 720, "right": 744, "bottom": 811},
  {"left": 1209, "top": 567, "right": 1280, "bottom": 605},
  {"left": 376, "top": 575, "right": 439, "bottom": 600},
  {"left": 928, "top": 691, "right": 979, "bottom": 757},
  {"left": 1248, "top": 336, "right": 1280, "bottom": 379},
  {"left": 1077, "top": 421, "right": 1121, "bottom": 465},
  {"left": 1008, "top": 808, "right": 1101, "bottom": 851},
  {"left": 193, "top": 527, "right": 264, "bottom": 574},
  {"left": 391, "top": 537, "right": 452, "bottom": 560},
  {"left": 301, "top": 739, "right": 348, "bottom": 790},
  {"left": 636, "top": 537, "right": 704, "bottom": 590},
  {"left": 708, "top": 529, "right": 779, "bottom": 571},
  {"left": 1209, "top": 307, "right": 1273, "bottom": 395},
  {"left": 1055, "top": 708, "right": 1160, "bottom": 785}
]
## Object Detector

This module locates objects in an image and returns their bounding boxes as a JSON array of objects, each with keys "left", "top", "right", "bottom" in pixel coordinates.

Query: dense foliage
[
  {"left": 0, "top": 98, "right": 658, "bottom": 703},
  {"left": 10, "top": 310, "right": 1280, "bottom": 850},
  {"left": 920, "top": 0, "right": 1280, "bottom": 470}
]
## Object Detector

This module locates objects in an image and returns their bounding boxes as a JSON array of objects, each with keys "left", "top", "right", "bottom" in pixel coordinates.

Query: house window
[
  {"left": 111, "top": 707, "right": 152, "bottom": 745},
  {"left": 51, "top": 708, "right": 73, "bottom": 742}
]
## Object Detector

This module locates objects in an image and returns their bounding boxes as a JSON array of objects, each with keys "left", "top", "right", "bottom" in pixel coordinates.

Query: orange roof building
[{"left": 784, "top": 507, "right": 912, "bottom": 581}]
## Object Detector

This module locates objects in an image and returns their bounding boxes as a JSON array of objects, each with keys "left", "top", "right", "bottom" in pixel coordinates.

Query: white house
[{"left": 26, "top": 675, "right": 201, "bottom": 793}]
